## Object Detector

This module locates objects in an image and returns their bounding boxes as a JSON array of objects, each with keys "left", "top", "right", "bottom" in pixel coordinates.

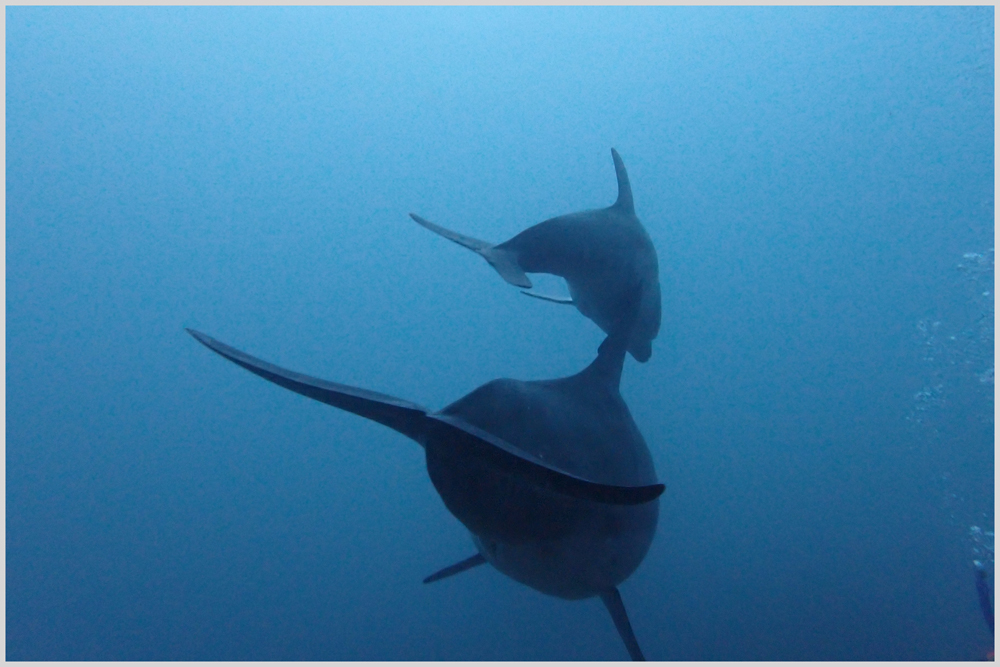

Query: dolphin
[
  {"left": 409, "top": 148, "right": 661, "bottom": 362},
  {"left": 187, "top": 326, "right": 662, "bottom": 660}
]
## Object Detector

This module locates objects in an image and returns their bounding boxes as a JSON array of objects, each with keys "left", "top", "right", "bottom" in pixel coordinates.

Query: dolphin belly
[
  {"left": 424, "top": 433, "right": 659, "bottom": 600},
  {"left": 472, "top": 500, "right": 658, "bottom": 600}
]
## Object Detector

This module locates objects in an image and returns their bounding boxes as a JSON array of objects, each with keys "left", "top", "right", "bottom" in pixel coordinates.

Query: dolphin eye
[{"left": 483, "top": 540, "right": 499, "bottom": 558}]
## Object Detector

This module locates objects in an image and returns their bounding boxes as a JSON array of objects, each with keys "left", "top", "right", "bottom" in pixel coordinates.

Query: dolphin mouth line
[{"left": 186, "top": 328, "right": 664, "bottom": 509}]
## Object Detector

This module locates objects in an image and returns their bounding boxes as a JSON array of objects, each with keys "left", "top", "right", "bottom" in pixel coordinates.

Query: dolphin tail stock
[
  {"left": 610, "top": 148, "right": 635, "bottom": 216},
  {"left": 186, "top": 329, "right": 430, "bottom": 444},
  {"left": 409, "top": 213, "right": 532, "bottom": 289},
  {"left": 600, "top": 587, "right": 646, "bottom": 661},
  {"left": 422, "top": 553, "right": 487, "bottom": 584}
]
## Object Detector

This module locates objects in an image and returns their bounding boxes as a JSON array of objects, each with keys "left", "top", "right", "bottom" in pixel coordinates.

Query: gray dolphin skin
[
  {"left": 187, "top": 327, "right": 661, "bottom": 660},
  {"left": 409, "top": 148, "right": 661, "bottom": 362}
]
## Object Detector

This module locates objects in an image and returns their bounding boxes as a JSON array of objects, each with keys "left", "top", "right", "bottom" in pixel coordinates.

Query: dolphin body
[
  {"left": 187, "top": 327, "right": 661, "bottom": 660},
  {"left": 409, "top": 148, "right": 661, "bottom": 362}
]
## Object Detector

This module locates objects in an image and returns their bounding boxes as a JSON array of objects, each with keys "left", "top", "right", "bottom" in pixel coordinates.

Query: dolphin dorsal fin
[{"left": 611, "top": 148, "right": 634, "bottom": 216}]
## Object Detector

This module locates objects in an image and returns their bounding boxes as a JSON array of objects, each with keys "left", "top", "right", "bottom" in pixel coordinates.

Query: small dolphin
[
  {"left": 188, "top": 326, "right": 661, "bottom": 660},
  {"left": 410, "top": 148, "right": 661, "bottom": 362}
]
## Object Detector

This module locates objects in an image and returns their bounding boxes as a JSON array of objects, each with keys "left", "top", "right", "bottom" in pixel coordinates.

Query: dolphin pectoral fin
[
  {"left": 422, "top": 553, "right": 487, "bottom": 584},
  {"left": 409, "top": 213, "right": 532, "bottom": 289},
  {"left": 186, "top": 329, "right": 429, "bottom": 444},
  {"left": 520, "top": 289, "right": 574, "bottom": 305},
  {"left": 600, "top": 588, "right": 645, "bottom": 661}
]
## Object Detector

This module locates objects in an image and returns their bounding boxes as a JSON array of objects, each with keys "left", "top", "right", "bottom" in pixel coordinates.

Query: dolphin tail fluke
[
  {"left": 409, "top": 213, "right": 532, "bottom": 289},
  {"left": 422, "top": 553, "right": 487, "bottom": 584},
  {"left": 600, "top": 588, "right": 645, "bottom": 661},
  {"left": 610, "top": 148, "right": 635, "bottom": 216},
  {"left": 482, "top": 246, "right": 532, "bottom": 289},
  {"left": 186, "top": 329, "right": 429, "bottom": 444}
]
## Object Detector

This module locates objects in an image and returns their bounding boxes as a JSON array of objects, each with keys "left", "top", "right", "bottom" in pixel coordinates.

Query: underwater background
[{"left": 6, "top": 6, "right": 994, "bottom": 661}]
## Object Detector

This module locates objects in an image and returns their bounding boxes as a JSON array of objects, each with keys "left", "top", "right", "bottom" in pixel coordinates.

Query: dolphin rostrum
[
  {"left": 409, "top": 148, "right": 661, "bottom": 362},
  {"left": 187, "top": 326, "right": 662, "bottom": 660}
]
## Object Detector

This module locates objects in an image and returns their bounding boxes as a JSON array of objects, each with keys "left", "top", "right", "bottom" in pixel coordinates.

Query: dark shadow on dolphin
[
  {"left": 187, "top": 326, "right": 662, "bottom": 660},
  {"left": 409, "top": 148, "right": 661, "bottom": 363}
]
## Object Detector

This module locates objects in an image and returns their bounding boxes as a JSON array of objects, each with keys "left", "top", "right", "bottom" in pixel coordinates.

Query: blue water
[{"left": 7, "top": 6, "right": 994, "bottom": 661}]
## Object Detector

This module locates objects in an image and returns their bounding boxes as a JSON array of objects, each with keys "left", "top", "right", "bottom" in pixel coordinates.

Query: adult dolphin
[
  {"left": 409, "top": 148, "right": 661, "bottom": 362},
  {"left": 187, "top": 326, "right": 662, "bottom": 660}
]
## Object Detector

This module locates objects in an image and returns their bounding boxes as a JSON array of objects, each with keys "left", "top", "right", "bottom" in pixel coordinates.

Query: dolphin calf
[
  {"left": 187, "top": 326, "right": 662, "bottom": 660},
  {"left": 409, "top": 148, "right": 661, "bottom": 362}
]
